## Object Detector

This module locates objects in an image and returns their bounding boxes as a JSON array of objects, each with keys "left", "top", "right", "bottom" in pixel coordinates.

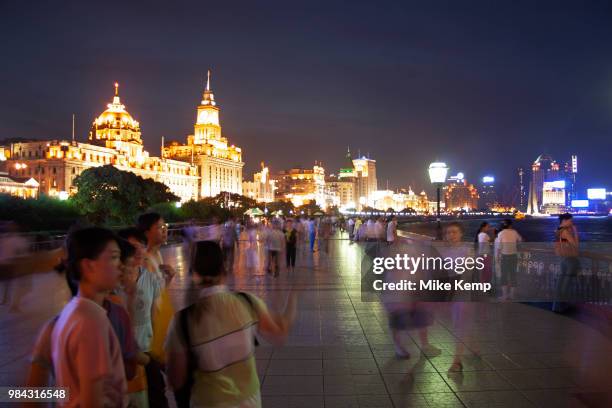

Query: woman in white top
[{"left": 475, "top": 222, "right": 493, "bottom": 284}]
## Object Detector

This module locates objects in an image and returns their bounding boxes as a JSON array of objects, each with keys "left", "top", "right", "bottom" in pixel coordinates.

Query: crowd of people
[
  {"left": 7, "top": 210, "right": 583, "bottom": 406},
  {"left": 23, "top": 212, "right": 297, "bottom": 408}
]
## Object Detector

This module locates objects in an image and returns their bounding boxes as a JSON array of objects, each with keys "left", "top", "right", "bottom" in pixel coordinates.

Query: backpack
[{"left": 173, "top": 292, "right": 259, "bottom": 408}]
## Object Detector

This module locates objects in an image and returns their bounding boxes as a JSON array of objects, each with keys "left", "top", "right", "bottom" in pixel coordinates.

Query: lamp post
[{"left": 428, "top": 162, "right": 449, "bottom": 240}]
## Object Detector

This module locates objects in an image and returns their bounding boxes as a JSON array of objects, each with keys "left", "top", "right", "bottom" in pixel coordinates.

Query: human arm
[
  {"left": 164, "top": 316, "right": 188, "bottom": 390},
  {"left": 253, "top": 292, "right": 297, "bottom": 346}
]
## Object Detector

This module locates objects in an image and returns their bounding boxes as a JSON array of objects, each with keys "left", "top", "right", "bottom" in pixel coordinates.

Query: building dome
[
  {"left": 90, "top": 83, "right": 142, "bottom": 146},
  {"left": 92, "top": 83, "right": 140, "bottom": 132}
]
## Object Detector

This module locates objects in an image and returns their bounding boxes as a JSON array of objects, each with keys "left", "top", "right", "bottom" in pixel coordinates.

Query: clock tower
[{"left": 194, "top": 70, "right": 221, "bottom": 144}]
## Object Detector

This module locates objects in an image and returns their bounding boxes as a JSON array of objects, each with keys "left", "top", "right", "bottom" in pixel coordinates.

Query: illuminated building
[
  {"left": 370, "top": 187, "right": 428, "bottom": 213},
  {"left": 272, "top": 164, "right": 326, "bottom": 208},
  {"left": 352, "top": 155, "right": 377, "bottom": 209},
  {"left": 325, "top": 174, "right": 353, "bottom": 209},
  {"left": 163, "top": 71, "right": 244, "bottom": 198},
  {"left": 517, "top": 167, "right": 526, "bottom": 211},
  {"left": 542, "top": 180, "right": 567, "bottom": 214},
  {"left": 0, "top": 171, "right": 39, "bottom": 198},
  {"left": 242, "top": 162, "right": 275, "bottom": 203},
  {"left": 7, "top": 84, "right": 199, "bottom": 202},
  {"left": 444, "top": 173, "right": 479, "bottom": 211},
  {"left": 527, "top": 154, "right": 577, "bottom": 214},
  {"left": 479, "top": 176, "right": 498, "bottom": 210}
]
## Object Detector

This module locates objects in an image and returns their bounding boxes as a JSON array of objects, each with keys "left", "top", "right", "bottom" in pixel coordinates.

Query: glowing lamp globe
[{"left": 428, "top": 162, "right": 449, "bottom": 184}]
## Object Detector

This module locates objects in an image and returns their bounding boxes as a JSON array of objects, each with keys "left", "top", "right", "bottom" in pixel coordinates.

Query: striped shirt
[{"left": 165, "top": 285, "right": 266, "bottom": 408}]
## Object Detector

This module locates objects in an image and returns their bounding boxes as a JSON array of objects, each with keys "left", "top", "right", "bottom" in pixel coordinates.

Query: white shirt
[
  {"left": 386, "top": 221, "right": 397, "bottom": 242},
  {"left": 495, "top": 229, "right": 522, "bottom": 255},
  {"left": 51, "top": 297, "right": 128, "bottom": 407},
  {"left": 477, "top": 232, "right": 491, "bottom": 255}
]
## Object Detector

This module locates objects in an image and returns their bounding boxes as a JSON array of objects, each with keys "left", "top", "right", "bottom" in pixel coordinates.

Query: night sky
[{"left": 2, "top": 0, "right": 612, "bottom": 197}]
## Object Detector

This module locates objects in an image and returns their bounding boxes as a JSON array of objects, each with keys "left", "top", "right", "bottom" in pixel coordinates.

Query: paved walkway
[{"left": 1, "top": 235, "right": 611, "bottom": 407}]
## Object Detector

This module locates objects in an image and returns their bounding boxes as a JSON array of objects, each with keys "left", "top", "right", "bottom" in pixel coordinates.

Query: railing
[{"left": 397, "top": 230, "right": 612, "bottom": 305}]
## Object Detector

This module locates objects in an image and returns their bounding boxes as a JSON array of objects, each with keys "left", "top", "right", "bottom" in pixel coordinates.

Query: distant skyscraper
[
  {"left": 517, "top": 167, "right": 526, "bottom": 211},
  {"left": 479, "top": 176, "right": 497, "bottom": 210},
  {"left": 352, "top": 155, "right": 377, "bottom": 209},
  {"left": 527, "top": 153, "right": 577, "bottom": 214}
]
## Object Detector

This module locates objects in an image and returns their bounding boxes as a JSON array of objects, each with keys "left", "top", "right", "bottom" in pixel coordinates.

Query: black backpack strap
[
  {"left": 174, "top": 305, "right": 195, "bottom": 408},
  {"left": 236, "top": 292, "right": 260, "bottom": 347}
]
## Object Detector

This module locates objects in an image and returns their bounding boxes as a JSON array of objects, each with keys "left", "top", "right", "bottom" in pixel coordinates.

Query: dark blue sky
[{"left": 2, "top": 0, "right": 611, "bottom": 195}]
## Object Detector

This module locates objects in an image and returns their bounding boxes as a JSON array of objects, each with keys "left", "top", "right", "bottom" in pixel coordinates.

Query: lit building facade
[
  {"left": 0, "top": 171, "right": 39, "bottom": 199},
  {"left": 272, "top": 164, "right": 326, "bottom": 208},
  {"left": 444, "top": 174, "right": 479, "bottom": 211},
  {"left": 527, "top": 154, "right": 577, "bottom": 214},
  {"left": 163, "top": 71, "right": 244, "bottom": 198},
  {"left": 352, "top": 156, "right": 377, "bottom": 209},
  {"left": 326, "top": 174, "right": 355, "bottom": 210},
  {"left": 479, "top": 176, "right": 498, "bottom": 210},
  {"left": 6, "top": 84, "right": 199, "bottom": 202},
  {"left": 243, "top": 163, "right": 275, "bottom": 203}
]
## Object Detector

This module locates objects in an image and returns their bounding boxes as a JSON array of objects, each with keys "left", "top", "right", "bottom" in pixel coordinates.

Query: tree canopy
[{"left": 71, "top": 165, "right": 179, "bottom": 225}]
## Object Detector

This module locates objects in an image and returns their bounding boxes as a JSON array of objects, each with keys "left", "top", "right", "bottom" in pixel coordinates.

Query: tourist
[
  {"left": 49, "top": 227, "right": 128, "bottom": 406},
  {"left": 245, "top": 221, "right": 260, "bottom": 275},
  {"left": 347, "top": 217, "right": 355, "bottom": 241},
  {"left": 137, "top": 213, "right": 176, "bottom": 408},
  {"left": 221, "top": 217, "right": 239, "bottom": 272},
  {"left": 353, "top": 217, "right": 363, "bottom": 242},
  {"left": 474, "top": 221, "right": 493, "bottom": 284},
  {"left": 307, "top": 217, "right": 317, "bottom": 252},
  {"left": 552, "top": 213, "right": 580, "bottom": 313},
  {"left": 494, "top": 219, "right": 522, "bottom": 300},
  {"left": 165, "top": 241, "right": 297, "bottom": 408},
  {"left": 137, "top": 213, "right": 175, "bottom": 285},
  {"left": 265, "top": 221, "right": 285, "bottom": 277},
  {"left": 0, "top": 221, "right": 31, "bottom": 312},
  {"left": 435, "top": 222, "right": 477, "bottom": 372},
  {"left": 284, "top": 219, "right": 298, "bottom": 271},
  {"left": 386, "top": 216, "right": 398, "bottom": 246},
  {"left": 318, "top": 217, "right": 332, "bottom": 253}
]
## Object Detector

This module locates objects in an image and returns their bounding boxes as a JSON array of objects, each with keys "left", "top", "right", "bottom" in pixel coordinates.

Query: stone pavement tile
[
  {"left": 323, "top": 358, "right": 379, "bottom": 375},
  {"left": 261, "top": 375, "right": 323, "bottom": 395},
  {"left": 377, "top": 355, "right": 437, "bottom": 374},
  {"left": 481, "top": 354, "right": 522, "bottom": 370},
  {"left": 521, "top": 389, "right": 591, "bottom": 408},
  {"left": 323, "top": 374, "right": 387, "bottom": 395},
  {"left": 266, "top": 359, "right": 322, "bottom": 375},
  {"left": 383, "top": 372, "right": 453, "bottom": 394},
  {"left": 390, "top": 393, "right": 431, "bottom": 408},
  {"left": 502, "top": 354, "right": 547, "bottom": 369},
  {"left": 261, "top": 395, "right": 325, "bottom": 408},
  {"left": 445, "top": 371, "right": 515, "bottom": 392},
  {"left": 356, "top": 395, "right": 394, "bottom": 407},
  {"left": 457, "top": 390, "right": 536, "bottom": 407},
  {"left": 271, "top": 346, "right": 323, "bottom": 359},
  {"left": 325, "top": 395, "right": 360, "bottom": 408},
  {"left": 498, "top": 368, "right": 578, "bottom": 390},
  {"left": 429, "top": 355, "right": 494, "bottom": 372}
]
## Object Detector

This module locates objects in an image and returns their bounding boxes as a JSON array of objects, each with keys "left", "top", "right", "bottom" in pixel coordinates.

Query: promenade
[{"left": 1, "top": 234, "right": 611, "bottom": 407}]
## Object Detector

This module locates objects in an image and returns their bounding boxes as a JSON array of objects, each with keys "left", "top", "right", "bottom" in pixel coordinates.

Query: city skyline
[{"left": 2, "top": 1, "right": 611, "bottom": 190}]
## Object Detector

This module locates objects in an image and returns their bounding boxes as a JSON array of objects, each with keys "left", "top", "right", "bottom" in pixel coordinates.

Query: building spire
[
  {"left": 114, "top": 82, "right": 119, "bottom": 96},
  {"left": 201, "top": 69, "right": 216, "bottom": 106}
]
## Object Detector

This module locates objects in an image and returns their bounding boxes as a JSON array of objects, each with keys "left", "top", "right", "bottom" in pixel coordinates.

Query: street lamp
[{"left": 428, "top": 162, "right": 449, "bottom": 240}]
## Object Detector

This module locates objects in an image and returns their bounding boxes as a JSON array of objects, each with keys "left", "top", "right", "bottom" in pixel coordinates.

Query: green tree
[
  {"left": 71, "top": 165, "right": 179, "bottom": 225},
  {"left": 265, "top": 200, "right": 295, "bottom": 217},
  {"left": 296, "top": 200, "right": 322, "bottom": 216},
  {"left": 0, "top": 195, "right": 80, "bottom": 232}
]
